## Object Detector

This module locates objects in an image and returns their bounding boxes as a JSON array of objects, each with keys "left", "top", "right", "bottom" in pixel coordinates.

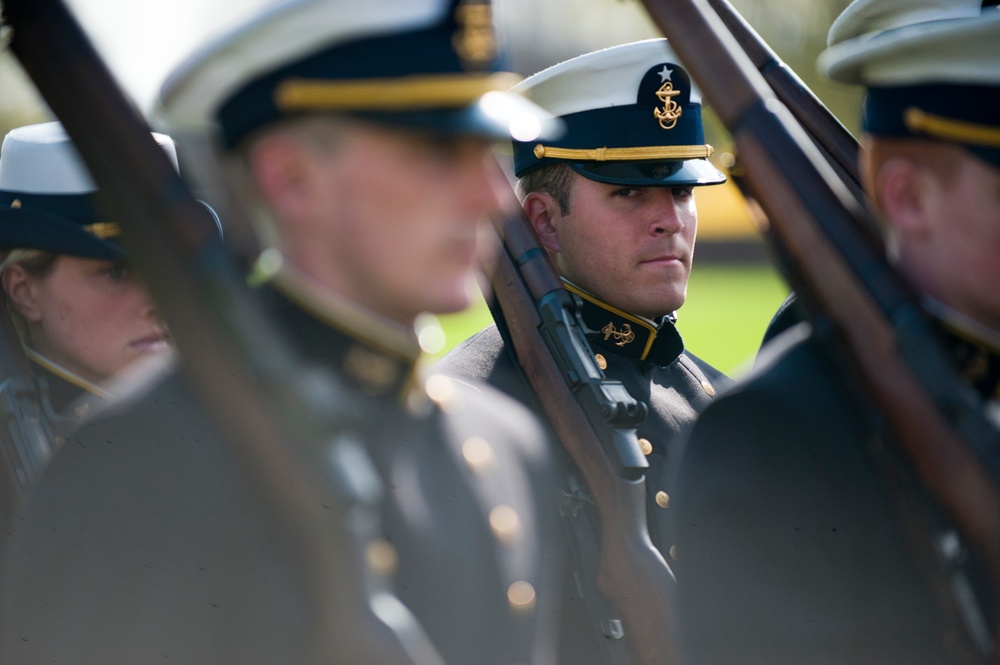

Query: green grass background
[{"left": 433, "top": 260, "right": 791, "bottom": 378}]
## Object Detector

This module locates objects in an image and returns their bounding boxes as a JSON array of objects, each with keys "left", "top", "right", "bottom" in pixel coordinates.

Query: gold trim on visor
[
  {"left": 904, "top": 108, "right": 1000, "bottom": 149},
  {"left": 532, "top": 143, "right": 714, "bottom": 161},
  {"left": 83, "top": 222, "right": 121, "bottom": 239},
  {"left": 275, "top": 72, "right": 523, "bottom": 111}
]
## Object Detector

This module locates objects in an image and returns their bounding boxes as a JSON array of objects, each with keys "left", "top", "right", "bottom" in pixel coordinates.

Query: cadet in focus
[{"left": 437, "top": 38, "right": 728, "bottom": 663}]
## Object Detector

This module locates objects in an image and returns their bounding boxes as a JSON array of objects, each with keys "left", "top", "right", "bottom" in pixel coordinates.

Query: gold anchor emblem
[
  {"left": 602, "top": 322, "right": 635, "bottom": 347},
  {"left": 654, "top": 81, "right": 682, "bottom": 130},
  {"left": 453, "top": 0, "right": 495, "bottom": 69}
]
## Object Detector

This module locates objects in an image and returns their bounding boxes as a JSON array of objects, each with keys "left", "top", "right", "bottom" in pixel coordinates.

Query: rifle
[
  {"left": 484, "top": 161, "right": 680, "bottom": 663},
  {"left": 702, "top": 0, "right": 883, "bottom": 239},
  {"left": 639, "top": 0, "right": 1000, "bottom": 647},
  {"left": 2, "top": 1, "right": 443, "bottom": 663}
]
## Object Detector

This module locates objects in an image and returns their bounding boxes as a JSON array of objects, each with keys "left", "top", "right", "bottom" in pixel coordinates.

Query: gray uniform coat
[
  {"left": 0, "top": 284, "right": 560, "bottom": 665},
  {"left": 674, "top": 323, "right": 996, "bottom": 664}
]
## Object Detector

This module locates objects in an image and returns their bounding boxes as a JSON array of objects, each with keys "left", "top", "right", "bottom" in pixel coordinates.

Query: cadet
[
  {"left": 674, "top": 1, "right": 1000, "bottom": 663},
  {"left": 0, "top": 1, "right": 561, "bottom": 663},
  {"left": 0, "top": 122, "right": 173, "bottom": 444},
  {"left": 437, "top": 38, "right": 728, "bottom": 662}
]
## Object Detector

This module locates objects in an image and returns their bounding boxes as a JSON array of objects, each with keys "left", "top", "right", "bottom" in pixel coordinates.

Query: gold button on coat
[
  {"left": 462, "top": 436, "right": 496, "bottom": 475},
  {"left": 655, "top": 491, "right": 670, "bottom": 509},
  {"left": 489, "top": 505, "right": 523, "bottom": 545},
  {"left": 507, "top": 581, "right": 537, "bottom": 613}
]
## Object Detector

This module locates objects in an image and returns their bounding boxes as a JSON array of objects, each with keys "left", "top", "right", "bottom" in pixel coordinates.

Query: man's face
[
  {"left": 895, "top": 149, "right": 1000, "bottom": 332},
  {"left": 529, "top": 171, "right": 699, "bottom": 319},
  {"left": 262, "top": 120, "right": 504, "bottom": 325}
]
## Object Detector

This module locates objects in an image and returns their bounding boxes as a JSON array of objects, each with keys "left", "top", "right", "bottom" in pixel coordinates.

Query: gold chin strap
[
  {"left": 24, "top": 347, "right": 113, "bottom": 400},
  {"left": 532, "top": 143, "right": 714, "bottom": 161},
  {"left": 274, "top": 72, "right": 523, "bottom": 111},
  {"left": 905, "top": 107, "right": 1000, "bottom": 148}
]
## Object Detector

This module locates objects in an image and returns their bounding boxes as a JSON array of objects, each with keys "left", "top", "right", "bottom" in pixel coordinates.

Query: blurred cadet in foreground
[
  {"left": 438, "top": 38, "right": 728, "bottom": 663},
  {"left": 0, "top": 122, "right": 173, "bottom": 466},
  {"left": 0, "top": 1, "right": 562, "bottom": 663},
  {"left": 675, "top": 1, "right": 1000, "bottom": 662}
]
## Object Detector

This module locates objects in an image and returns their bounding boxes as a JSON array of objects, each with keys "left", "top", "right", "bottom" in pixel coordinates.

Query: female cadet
[{"left": 0, "top": 122, "right": 172, "bottom": 433}]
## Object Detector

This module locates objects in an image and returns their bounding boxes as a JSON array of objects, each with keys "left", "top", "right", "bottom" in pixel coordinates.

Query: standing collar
[
  {"left": 251, "top": 253, "right": 423, "bottom": 400},
  {"left": 926, "top": 299, "right": 1000, "bottom": 402},
  {"left": 563, "top": 280, "right": 684, "bottom": 367}
]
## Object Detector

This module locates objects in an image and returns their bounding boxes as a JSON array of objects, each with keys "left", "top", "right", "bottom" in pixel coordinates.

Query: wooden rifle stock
[
  {"left": 704, "top": 0, "right": 882, "bottom": 239},
  {"left": 485, "top": 164, "right": 680, "bottom": 664},
  {"left": 640, "top": 0, "right": 1000, "bottom": 650},
  {"left": 2, "top": 1, "right": 443, "bottom": 663},
  {"left": 706, "top": 1, "right": 858, "bottom": 181}
]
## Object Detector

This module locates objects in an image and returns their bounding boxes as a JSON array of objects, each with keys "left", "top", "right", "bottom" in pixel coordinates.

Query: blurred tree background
[{"left": 0, "top": 0, "right": 862, "bottom": 373}]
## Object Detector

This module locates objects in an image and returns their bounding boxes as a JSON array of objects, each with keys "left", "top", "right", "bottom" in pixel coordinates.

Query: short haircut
[
  {"left": 861, "top": 135, "right": 964, "bottom": 221},
  {"left": 515, "top": 162, "right": 575, "bottom": 214}
]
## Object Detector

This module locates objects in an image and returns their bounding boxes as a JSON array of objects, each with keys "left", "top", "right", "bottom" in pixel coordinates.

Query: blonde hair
[{"left": 0, "top": 248, "right": 59, "bottom": 346}]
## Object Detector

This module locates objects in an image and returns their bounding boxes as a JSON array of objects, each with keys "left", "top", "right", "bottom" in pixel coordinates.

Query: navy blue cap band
[
  {"left": 512, "top": 59, "right": 725, "bottom": 186},
  {"left": 864, "top": 84, "right": 1000, "bottom": 169},
  {"left": 218, "top": 10, "right": 503, "bottom": 147},
  {"left": 0, "top": 190, "right": 126, "bottom": 260}
]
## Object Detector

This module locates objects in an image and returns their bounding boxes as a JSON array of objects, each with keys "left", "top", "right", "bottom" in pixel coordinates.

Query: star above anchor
[{"left": 658, "top": 65, "right": 673, "bottom": 82}]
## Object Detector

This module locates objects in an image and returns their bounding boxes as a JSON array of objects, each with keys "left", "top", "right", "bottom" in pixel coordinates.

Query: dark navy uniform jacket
[
  {"left": 675, "top": 322, "right": 997, "bottom": 665},
  {"left": 436, "top": 287, "right": 726, "bottom": 663},
  {"left": 0, "top": 276, "right": 560, "bottom": 665}
]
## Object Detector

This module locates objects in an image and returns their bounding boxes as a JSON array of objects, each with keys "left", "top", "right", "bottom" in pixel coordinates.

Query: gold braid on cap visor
[
  {"left": 274, "top": 72, "right": 523, "bottom": 111},
  {"left": 905, "top": 108, "right": 1000, "bottom": 148},
  {"left": 532, "top": 144, "right": 714, "bottom": 161},
  {"left": 83, "top": 222, "right": 121, "bottom": 239}
]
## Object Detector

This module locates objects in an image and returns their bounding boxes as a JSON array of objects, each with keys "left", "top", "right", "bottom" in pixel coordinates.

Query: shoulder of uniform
[{"left": 424, "top": 370, "right": 551, "bottom": 463}]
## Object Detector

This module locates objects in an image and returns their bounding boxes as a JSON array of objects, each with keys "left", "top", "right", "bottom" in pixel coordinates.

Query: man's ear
[
  {"left": 247, "top": 133, "right": 313, "bottom": 221},
  {"left": 2, "top": 264, "right": 42, "bottom": 322},
  {"left": 876, "top": 156, "right": 930, "bottom": 237},
  {"left": 523, "top": 191, "right": 562, "bottom": 252}
]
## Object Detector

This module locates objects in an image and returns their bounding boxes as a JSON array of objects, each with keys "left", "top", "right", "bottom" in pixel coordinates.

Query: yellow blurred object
[{"left": 695, "top": 169, "right": 759, "bottom": 240}]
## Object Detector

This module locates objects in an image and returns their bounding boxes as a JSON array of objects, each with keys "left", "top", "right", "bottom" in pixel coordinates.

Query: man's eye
[
  {"left": 106, "top": 265, "right": 130, "bottom": 280},
  {"left": 613, "top": 188, "right": 639, "bottom": 198},
  {"left": 672, "top": 186, "right": 694, "bottom": 199}
]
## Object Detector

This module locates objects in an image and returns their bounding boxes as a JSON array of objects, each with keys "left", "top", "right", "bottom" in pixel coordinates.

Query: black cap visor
[
  {"left": 0, "top": 209, "right": 125, "bottom": 261},
  {"left": 567, "top": 158, "right": 726, "bottom": 187}
]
